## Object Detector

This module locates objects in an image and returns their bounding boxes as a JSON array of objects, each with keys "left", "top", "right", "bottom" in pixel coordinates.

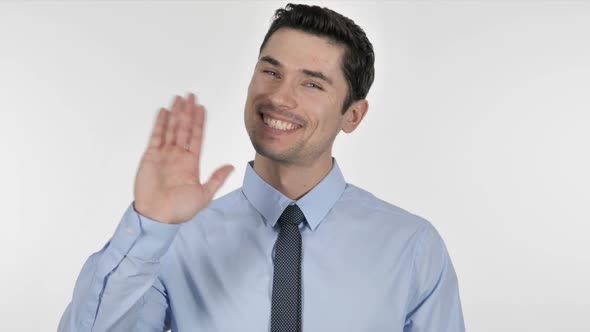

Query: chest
[{"left": 163, "top": 225, "right": 413, "bottom": 331}]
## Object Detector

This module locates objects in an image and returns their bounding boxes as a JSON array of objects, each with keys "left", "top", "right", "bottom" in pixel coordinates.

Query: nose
[{"left": 268, "top": 79, "right": 297, "bottom": 110}]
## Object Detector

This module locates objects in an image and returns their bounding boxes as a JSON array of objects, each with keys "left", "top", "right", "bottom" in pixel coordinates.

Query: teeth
[{"left": 263, "top": 114, "right": 298, "bottom": 131}]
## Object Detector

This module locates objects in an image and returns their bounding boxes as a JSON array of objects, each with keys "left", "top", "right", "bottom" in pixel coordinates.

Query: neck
[{"left": 252, "top": 154, "right": 334, "bottom": 200}]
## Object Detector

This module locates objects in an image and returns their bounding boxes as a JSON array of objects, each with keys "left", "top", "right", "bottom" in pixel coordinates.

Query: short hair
[{"left": 259, "top": 3, "right": 375, "bottom": 114}]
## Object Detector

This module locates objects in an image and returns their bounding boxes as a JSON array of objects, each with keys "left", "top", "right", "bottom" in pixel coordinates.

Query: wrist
[{"left": 133, "top": 201, "right": 173, "bottom": 224}]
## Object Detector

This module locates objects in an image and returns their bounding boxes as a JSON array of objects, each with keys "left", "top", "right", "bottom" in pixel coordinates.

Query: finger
[
  {"left": 177, "top": 93, "right": 195, "bottom": 149},
  {"left": 203, "top": 165, "right": 234, "bottom": 200},
  {"left": 166, "top": 95, "right": 185, "bottom": 146},
  {"left": 148, "top": 107, "right": 168, "bottom": 149},
  {"left": 188, "top": 103, "right": 205, "bottom": 159}
]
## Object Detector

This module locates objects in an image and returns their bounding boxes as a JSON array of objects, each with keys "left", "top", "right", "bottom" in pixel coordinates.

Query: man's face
[{"left": 244, "top": 28, "right": 350, "bottom": 166}]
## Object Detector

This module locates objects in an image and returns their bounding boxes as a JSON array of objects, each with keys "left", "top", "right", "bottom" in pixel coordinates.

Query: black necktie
[{"left": 270, "top": 204, "right": 304, "bottom": 332}]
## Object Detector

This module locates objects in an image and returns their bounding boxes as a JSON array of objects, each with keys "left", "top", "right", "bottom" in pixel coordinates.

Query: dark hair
[{"left": 259, "top": 3, "right": 375, "bottom": 114}]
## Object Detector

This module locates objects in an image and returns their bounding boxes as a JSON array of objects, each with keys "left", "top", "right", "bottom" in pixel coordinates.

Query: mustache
[{"left": 256, "top": 102, "right": 306, "bottom": 126}]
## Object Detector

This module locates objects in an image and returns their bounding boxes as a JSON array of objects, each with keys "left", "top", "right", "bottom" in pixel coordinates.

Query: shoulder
[
  {"left": 208, "top": 187, "right": 245, "bottom": 210},
  {"left": 338, "top": 183, "right": 438, "bottom": 237},
  {"left": 196, "top": 187, "right": 249, "bottom": 220},
  {"left": 340, "top": 183, "right": 452, "bottom": 262},
  {"left": 171, "top": 187, "right": 246, "bottom": 234}
]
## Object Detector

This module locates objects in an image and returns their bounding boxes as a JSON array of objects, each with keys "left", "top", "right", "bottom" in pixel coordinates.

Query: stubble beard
[
  {"left": 245, "top": 101, "right": 332, "bottom": 167},
  {"left": 248, "top": 127, "right": 309, "bottom": 167},
  {"left": 246, "top": 100, "right": 309, "bottom": 166}
]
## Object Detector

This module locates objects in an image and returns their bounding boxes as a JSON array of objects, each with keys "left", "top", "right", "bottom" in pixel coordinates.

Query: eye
[
  {"left": 305, "top": 82, "right": 323, "bottom": 90},
  {"left": 263, "top": 70, "right": 279, "bottom": 78}
]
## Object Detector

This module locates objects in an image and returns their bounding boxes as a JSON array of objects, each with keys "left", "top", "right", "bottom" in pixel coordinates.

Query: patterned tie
[{"left": 270, "top": 204, "right": 305, "bottom": 332}]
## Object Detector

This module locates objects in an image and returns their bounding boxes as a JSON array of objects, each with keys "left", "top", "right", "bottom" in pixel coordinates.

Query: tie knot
[{"left": 278, "top": 204, "right": 305, "bottom": 227}]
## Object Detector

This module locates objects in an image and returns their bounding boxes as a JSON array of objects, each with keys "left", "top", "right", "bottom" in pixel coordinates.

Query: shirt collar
[{"left": 241, "top": 158, "right": 346, "bottom": 231}]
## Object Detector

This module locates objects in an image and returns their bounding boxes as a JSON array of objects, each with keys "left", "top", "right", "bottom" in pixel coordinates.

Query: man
[{"left": 59, "top": 3, "right": 464, "bottom": 331}]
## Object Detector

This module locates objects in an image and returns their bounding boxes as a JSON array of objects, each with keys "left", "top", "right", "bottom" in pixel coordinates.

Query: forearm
[{"left": 58, "top": 202, "right": 179, "bottom": 332}]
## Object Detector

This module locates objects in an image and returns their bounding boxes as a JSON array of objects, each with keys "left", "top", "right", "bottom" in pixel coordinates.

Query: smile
[{"left": 262, "top": 114, "right": 301, "bottom": 131}]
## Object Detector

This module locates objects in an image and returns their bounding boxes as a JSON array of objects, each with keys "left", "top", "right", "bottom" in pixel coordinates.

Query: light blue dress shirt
[{"left": 58, "top": 159, "right": 465, "bottom": 331}]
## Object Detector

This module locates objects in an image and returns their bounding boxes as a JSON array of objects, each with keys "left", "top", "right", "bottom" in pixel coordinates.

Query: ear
[{"left": 341, "top": 99, "right": 369, "bottom": 133}]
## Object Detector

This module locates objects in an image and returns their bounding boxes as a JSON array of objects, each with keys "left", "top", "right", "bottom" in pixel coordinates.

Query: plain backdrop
[{"left": 1, "top": 1, "right": 589, "bottom": 331}]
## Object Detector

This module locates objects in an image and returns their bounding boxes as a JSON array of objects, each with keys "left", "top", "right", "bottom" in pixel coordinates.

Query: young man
[{"left": 59, "top": 4, "right": 464, "bottom": 331}]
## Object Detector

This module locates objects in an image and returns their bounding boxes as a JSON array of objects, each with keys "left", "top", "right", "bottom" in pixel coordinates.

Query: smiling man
[
  {"left": 59, "top": 3, "right": 465, "bottom": 332},
  {"left": 244, "top": 26, "right": 367, "bottom": 200}
]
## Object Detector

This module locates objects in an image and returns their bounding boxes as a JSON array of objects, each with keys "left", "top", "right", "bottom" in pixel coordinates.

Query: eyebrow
[{"left": 259, "top": 55, "right": 334, "bottom": 86}]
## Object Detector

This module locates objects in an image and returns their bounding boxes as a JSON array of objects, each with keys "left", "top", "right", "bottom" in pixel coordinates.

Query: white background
[{"left": 1, "top": 1, "right": 589, "bottom": 331}]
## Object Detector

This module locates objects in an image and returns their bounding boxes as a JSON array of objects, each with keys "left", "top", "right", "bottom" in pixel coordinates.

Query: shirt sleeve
[
  {"left": 57, "top": 201, "right": 181, "bottom": 332},
  {"left": 403, "top": 223, "right": 466, "bottom": 332}
]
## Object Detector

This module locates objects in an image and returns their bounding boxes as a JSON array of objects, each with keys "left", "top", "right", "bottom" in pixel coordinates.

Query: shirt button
[{"left": 126, "top": 227, "right": 134, "bottom": 235}]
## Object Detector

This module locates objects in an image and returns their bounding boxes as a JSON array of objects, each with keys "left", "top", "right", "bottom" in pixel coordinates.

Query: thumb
[{"left": 203, "top": 164, "right": 235, "bottom": 200}]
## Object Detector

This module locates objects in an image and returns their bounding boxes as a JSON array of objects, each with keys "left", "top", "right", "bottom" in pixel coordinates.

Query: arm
[
  {"left": 403, "top": 224, "right": 465, "bottom": 332},
  {"left": 58, "top": 93, "right": 233, "bottom": 331},
  {"left": 57, "top": 202, "right": 179, "bottom": 332}
]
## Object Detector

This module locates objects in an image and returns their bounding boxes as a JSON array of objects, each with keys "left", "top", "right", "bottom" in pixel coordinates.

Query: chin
[
  {"left": 253, "top": 141, "right": 287, "bottom": 162},
  {"left": 251, "top": 140, "right": 301, "bottom": 165}
]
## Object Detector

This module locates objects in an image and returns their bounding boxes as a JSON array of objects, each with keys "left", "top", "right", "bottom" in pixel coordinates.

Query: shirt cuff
[{"left": 109, "top": 201, "right": 181, "bottom": 263}]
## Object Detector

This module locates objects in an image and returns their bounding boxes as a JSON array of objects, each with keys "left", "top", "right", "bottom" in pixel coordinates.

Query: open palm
[{"left": 133, "top": 93, "right": 234, "bottom": 224}]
